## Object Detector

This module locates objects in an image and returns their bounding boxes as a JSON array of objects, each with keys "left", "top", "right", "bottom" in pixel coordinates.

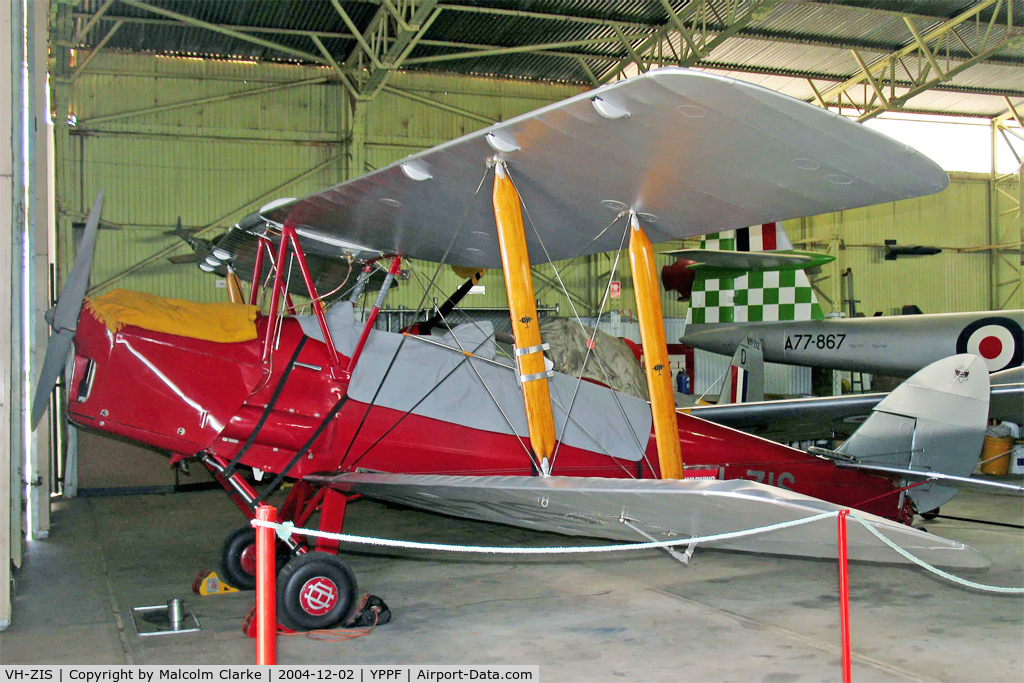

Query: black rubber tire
[
  {"left": 220, "top": 526, "right": 292, "bottom": 591},
  {"left": 220, "top": 527, "right": 260, "bottom": 591},
  {"left": 920, "top": 507, "right": 940, "bottom": 521},
  {"left": 276, "top": 552, "right": 358, "bottom": 631}
]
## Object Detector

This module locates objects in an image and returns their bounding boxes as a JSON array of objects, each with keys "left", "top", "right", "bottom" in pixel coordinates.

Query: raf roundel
[{"left": 956, "top": 316, "right": 1024, "bottom": 372}]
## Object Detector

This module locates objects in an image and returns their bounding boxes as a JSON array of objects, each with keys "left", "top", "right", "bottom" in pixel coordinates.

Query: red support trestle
[
  {"left": 837, "top": 510, "right": 852, "bottom": 683},
  {"left": 296, "top": 488, "right": 327, "bottom": 528},
  {"left": 255, "top": 504, "right": 277, "bottom": 665},
  {"left": 315, "top": 489, "right": 349, "bottom": 555},
  {"left": 278, "top": 479, "right": 313, "bottom": 522}
]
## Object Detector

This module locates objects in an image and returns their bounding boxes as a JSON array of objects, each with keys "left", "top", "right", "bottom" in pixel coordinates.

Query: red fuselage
[{"left": 66, "top": 308, "right": 907, "bottom": 520}]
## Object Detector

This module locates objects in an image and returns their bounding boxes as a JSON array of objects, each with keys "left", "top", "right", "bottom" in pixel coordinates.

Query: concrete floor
[{"left": 1, "top": 485, "right": 1021, "bottom": 681}]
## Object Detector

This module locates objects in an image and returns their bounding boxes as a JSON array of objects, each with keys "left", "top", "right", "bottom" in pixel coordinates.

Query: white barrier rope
[
  {"left": 847, "top": 512, "right": 1024, "bottom": 594},
  {"left": 252, "top": 511, "right": 837, "bottom": 554},
  {"left": 251, "top": 511, "right": 1024, "bottom": 593}
]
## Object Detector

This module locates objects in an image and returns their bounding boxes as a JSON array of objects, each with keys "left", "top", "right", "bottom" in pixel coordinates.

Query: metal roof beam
[
  {"left": 599, "top": 0, "right": 768, "bottom": 84},
  {"left": 332, "top": 0, "right": 442, "bottom": 99},
  {"left": 118, "top": 0, "right": 330, "bottom": 65},
  {"left": 613, "top": 25, "right": 647, "bottom": 73},
  {"left": 310, "top": 35, "right": 361, "bottom": 100},
  {"left": 71, "top": 10, "right": 1024, "bottom": 70},
  {"left": 71, "top": 0, "right": 116, "bottom": 45},
  {"left": 331, "top": 0, "right": 385, "bottom": 69},
  {"left": 71, "top": 12, "right": 360, "bottom": 41},
  {"left": 401, "top": 33, "right": 655, "bottom": 66},
  {"left": 436, "top": 3, "right": 656, "bottom": 32},
  {"left": 67, "top": 20, "right": 123, "bottom": 84},
  {"left": 576, "top": 57, "right": 598, "bottom": 86},
  {"left": 819, "top": 0, "right": 1011, "bottom": 103},
  {"left": 362, "top": 1, "right": 441, "bottom": 97}
]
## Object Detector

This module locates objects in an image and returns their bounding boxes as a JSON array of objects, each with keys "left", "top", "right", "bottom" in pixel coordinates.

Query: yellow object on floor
[
  {"left": 193, "top": 570, "right": 240, "bottom": 596},
  {"left": 85, "top": 289, "right": 258, "bottom": 343},
  {"left": 980, "top": 435, "right": 1014, "bottom": 476}
]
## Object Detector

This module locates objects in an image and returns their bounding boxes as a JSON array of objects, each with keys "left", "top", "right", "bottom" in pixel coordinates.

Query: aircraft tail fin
[
  {"left": 685, "top": 223, "right": 826, "bottom": 325},
  {"left": 716, "top": 335, "right": 765, "bottom": 404},
  {"left": 836, "top": 354, "right": 990, "bottom": 514}
]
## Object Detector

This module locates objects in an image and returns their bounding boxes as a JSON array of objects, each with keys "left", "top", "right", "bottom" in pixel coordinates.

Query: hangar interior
[{"left": 1, "top": 0, "right": 1022, "bottom": 678}]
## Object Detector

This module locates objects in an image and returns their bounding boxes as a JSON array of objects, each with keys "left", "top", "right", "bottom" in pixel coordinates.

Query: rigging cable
[
  {"left": 335, "top": 167, "right": 492, "bottom": 470},
  {"left": 506, "top": 169, "right": 654, "bottom": 475}
]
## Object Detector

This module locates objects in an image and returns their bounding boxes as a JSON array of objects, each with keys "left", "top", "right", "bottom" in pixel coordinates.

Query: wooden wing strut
[
  {"left": 492, "top": 161, "right": 556, "bottom": 471},
  {"left": 629, "top": 213, "right": 684, "bottom": 479}
]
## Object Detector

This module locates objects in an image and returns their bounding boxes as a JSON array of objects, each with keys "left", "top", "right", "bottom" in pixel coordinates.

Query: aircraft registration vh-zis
[{"left": 34, "top": 68, "right": 1012, "bottom": 632}]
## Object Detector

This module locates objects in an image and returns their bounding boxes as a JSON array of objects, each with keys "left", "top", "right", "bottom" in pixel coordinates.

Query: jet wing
[
  {"left": 308, "top": 472, "right": 988, "bottom": 568},
  {"left": 262, "top": 68, "right": 947, "bottom": 268},
  {"left": 659, "top": 249, "right": 832, "bottom": 273},
  {"left": 687, "top": 383, "right": 1024, "bottom": 442}
]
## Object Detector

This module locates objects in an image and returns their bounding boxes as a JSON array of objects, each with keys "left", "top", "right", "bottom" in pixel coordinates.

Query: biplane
[{"left": 34, "top": 69, "right": 1013, "bottom": 632}]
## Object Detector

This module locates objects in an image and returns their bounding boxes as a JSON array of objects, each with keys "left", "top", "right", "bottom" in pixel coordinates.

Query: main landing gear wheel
[
  {"left": 921, "top": 507, "right": 940, "bottom": 521},
  {"left": 220, "top": 526, "right": 291, "bottom": 591},
  {"left": 276, "top": 552, "right": 358, "bottom": 631}
]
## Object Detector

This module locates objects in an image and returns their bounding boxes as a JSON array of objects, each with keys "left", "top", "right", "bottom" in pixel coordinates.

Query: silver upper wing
[
  {"left": 309, "top": 472, "right": 988, "bottom": 568},
  {"left": 263, "top": 68, "right": 948, "bottom": 268}
]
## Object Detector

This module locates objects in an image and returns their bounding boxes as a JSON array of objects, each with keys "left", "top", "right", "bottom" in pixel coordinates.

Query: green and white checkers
[{"left": 686, "top": 224, "right": 826, "bottom": 325}]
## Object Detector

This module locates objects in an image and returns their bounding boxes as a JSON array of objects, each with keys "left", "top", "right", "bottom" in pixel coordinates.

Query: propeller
[{"left": 31, "top": 192, "right": 103, "bottom": 428}]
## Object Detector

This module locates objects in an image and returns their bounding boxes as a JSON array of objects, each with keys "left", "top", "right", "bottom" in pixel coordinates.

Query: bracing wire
[
  {"left": 429, "top": 305, "right": 537, "bottom": 466},
  {"left": 345, "top": 333, "right": 501, "bottom": 471},
  {"left": 505, "top": 168, "right": 654, "bottom": 474},
  {"left": 336, "top": 167, "right": 492, "bottom": 470}
]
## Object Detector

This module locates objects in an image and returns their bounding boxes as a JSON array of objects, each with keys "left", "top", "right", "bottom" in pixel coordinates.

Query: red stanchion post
[
  {"left": 837, "top": 509, "right": 851, "bottom": 683},
  {"left": 255, "top": 505, "right": 278, "bottom": 666}
]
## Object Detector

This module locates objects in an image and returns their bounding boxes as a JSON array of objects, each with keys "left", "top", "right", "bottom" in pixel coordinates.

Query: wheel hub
[
  {"left": 239, "top": 544, "right": 257, "bottom": 575},
  {"left": 299, "top": 577, "right": 339, "bottom": 616}
]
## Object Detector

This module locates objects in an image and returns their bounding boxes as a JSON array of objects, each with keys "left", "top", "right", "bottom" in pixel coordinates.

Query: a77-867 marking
[{"left": 784, "top": 333, "right": 846, "bottom": 351}]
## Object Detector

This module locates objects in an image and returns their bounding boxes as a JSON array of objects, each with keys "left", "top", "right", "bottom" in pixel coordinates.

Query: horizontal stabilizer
[
  {"left": 661, "top": 249, "right": 834, "bottom": 275},
  {"left": 310, "top": 472, "right": 988, "bottom": 568},
  {"left": 837, "top": 354, "right": 990, "bottom": 514}
]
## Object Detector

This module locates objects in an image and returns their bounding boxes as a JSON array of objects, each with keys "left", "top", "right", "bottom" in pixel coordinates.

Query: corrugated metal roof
[{"left": 71, "top": 1, "right": 1023, "bottom": 116}]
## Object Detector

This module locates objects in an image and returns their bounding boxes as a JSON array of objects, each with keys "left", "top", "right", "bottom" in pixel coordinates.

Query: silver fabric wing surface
[
  {"left": 310, "top": 472, "right": 989, "bottom": 569},
  {"left": 262, "top": 68, "right": 948, "bottom": 268}
]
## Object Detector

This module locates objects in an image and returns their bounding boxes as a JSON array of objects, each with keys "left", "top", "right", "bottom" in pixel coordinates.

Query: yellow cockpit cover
[{"left": 85, "top": 289, "right": 258, "bottom": 343}]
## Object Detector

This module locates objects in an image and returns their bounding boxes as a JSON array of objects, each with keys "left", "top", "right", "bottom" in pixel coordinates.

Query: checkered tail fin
[{"left": 685, "top": 223, "right": 826, "bottom": 325}]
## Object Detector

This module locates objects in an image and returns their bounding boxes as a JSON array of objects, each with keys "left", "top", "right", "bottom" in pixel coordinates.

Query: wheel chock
[{"left": 193, "top": 569, "right": 240, "bottom": 596}]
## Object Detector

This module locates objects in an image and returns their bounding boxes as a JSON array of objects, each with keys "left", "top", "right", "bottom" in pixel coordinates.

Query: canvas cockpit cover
[{"left": 86, "top": 289, "right": 258, "bottom": 343}]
